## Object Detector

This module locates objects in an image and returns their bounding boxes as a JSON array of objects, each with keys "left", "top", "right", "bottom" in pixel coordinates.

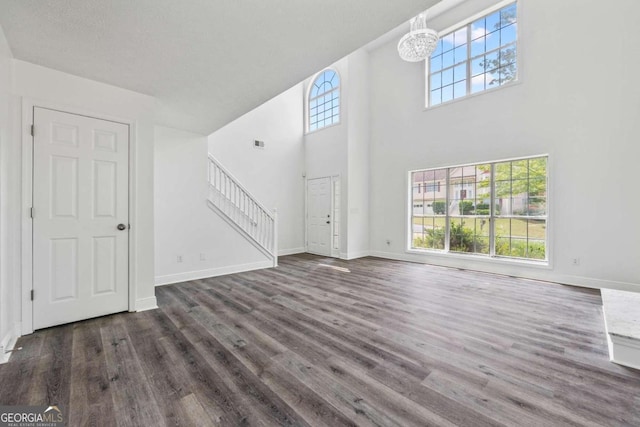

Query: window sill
[
  {"left": 424, "top": 79, "right": 522, "bottom": 112},
  {"left": 405, "top": 247, "right": 551, "bottom": 269},
  {"left": 305, "top": 120, "right": 342, "bottom": 136}
]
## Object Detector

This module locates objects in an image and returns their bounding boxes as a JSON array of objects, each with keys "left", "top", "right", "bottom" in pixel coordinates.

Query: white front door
[
  {"left": 32, "top": 107, "right": 130, "bottom": 329},
  {"left": 307, "top": 177, "right": 332, "bottom": 256}
]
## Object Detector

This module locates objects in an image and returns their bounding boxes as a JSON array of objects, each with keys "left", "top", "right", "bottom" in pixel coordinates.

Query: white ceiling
[{"left": 0, "top": 0, "right": 440, "bottom": 134}]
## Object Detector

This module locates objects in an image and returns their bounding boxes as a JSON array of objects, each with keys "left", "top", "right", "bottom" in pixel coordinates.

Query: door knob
[
  {"left": 117, "top": 224, "right": 127, "bottom": 231},
  {"left": 326, "top": 221, "right": 330, "bottom": 224}
]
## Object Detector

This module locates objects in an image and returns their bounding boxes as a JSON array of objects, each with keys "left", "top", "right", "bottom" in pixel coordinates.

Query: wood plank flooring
[{"left": 1, "top": 254, "right": 639, "bottom": 426}]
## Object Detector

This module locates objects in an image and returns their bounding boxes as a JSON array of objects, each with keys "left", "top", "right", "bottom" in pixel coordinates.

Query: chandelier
[{"left": 397, "top": 13, "right": 439, "bottom": 62}]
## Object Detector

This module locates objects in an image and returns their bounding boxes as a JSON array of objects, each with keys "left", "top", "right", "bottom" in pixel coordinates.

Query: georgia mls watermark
[{"left": 0, "top": 406, "right": 64, "bottom": 427}]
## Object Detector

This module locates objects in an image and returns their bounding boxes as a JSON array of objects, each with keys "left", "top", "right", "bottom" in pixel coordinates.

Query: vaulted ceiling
[{"left": 0, "top": 0, "right": 440, "bottom": 134}]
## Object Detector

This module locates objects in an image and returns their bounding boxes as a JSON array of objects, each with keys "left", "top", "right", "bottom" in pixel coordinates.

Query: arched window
[{"left": 308, "top": 69, "right": 340, "bottom": 132}]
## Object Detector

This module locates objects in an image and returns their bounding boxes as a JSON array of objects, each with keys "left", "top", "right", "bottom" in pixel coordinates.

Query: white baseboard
[
  {"left": 338, "top": 251, "right": 370, "bottom": 260},
  {"left": 606, "top": 333, "right": 640, "bottom": 370},
  {"left": 602, "top": 298, "right": 640, "bottom": 370},
  {"left": 279, "top": 247, "right": 305, "bottom": 256},
  {"left": 155, "top": 260, "right": 273, "bottom": 286},
  {"left": 553, "top": 275, "right": 640, "bottom": 293},
  {"left": 0, "top": 328, "right": 19, "bottom": 364},
  {"left": 368, "top": 250, "right": 640, "bottom": 292},
  {"left": 135, "top": 296, "right": 158, "bottom": 312}
]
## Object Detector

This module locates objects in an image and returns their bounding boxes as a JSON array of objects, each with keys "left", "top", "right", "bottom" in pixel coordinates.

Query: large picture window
[
  {"left": 428, "top": 2, "right": 517, "bottom": 107},
  {"left": 410, "top": 156, "right": 547, "bottom": 261}
]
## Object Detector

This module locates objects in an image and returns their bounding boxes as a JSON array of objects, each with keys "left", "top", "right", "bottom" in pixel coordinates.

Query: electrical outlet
[
  {"left": 177, "top": 255, "right": 183, "bottom": 263},
  {"left": 571, "top": 257, "right": 580, "bottom": 266},
  {"left": 200, "top": 253, "right": 206, "bottom": 261}
]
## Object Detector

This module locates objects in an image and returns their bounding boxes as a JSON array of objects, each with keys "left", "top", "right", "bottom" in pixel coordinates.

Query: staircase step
[{"left": 602, "top": 289, "right": 640, "bottom": 370}]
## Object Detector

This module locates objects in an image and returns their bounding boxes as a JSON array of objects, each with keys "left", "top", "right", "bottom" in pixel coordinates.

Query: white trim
[
  {"left": 425, "top": 0, "right": 521, "bottom": 110},
  {"left": 607, "top": 334, "right": 640, "bottom": 371},
  {"left": 369, "top": 250, "right": 640, "bottom": 292},
  {"left": 134, "top": 296, "right": 158, "bottom": 312},
  {"left": 330, "top": 175, "right": 341, "bottom": 258},
  {"left": 603, "top": 307, "right": 640, "bottom": 370},
  {"left": 407, "top": 152, "right": 548, "bottom": 174},
  {"left": 278, "top": 247, "right": 306, "bottom": 256},
  {"left": 343, "top": 251, "right": 370, "bottom": 260},
  {"left": 406, "top": 154, "right": 550, "bottom": 266},
  {"left": 405, "top": 248, "right": 551, "bottom": 269},
  {"left": 0, "top": 328, "right": 19, "bottom": 364},
  {"left": 208, "top": 155, "right": 275, "bottom": 221},
  {"left": 437, "top": 0, "right": 517, "bottom": 41},
  {"left": 20, "top": 98, "right": 138, "bottom": 334},
  {"left": 306, "top": 120, "right": 342, "bottom": 135},
  {"left": 305, "top": 175, "right": 338, "bottom": 258},
  {"left": 127, "top": 121, "right": 138, "bottom": 313},
  {"left": 272, "top": 209, "right": 279, "bottom": 267},
  {"left": 20, "top": 100, "right": 34, "bottom": 335},
  {"left": 155, "top": 260, "right": 273, "bottom": 286},
  {"left": 424, "top": 79, "right": 522, "bottom": 111},
  {"left": 305, "top": 67, "right": 342, "bottom": 135},
  {"left": 307, "top": 250, "right": 332, "bottom": 257},
  {"left": 206, "top": 199, "right": 274, "bottom": 261}
]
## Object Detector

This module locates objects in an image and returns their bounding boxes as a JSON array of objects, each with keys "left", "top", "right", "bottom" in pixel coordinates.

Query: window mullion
[
  {"left": 526, "top": 159, "right": 530, "bottom": 258},
  {"left": 426, "top": 2, "right": 517, "bottom": 107},
  {"left": 410, "top": 155, "right": 546, "bottom": 262},
  {"left": 445, "top": 169, "right": 450, "bottom": 252},
  {"left": 426, "top": 57, "right": 431, "bottom": 106},
  {"left": 489, "top": 163, "right": 496, "bottom": 257},
  {"left": 466, "top": 23, "right": 471, "bottom": 96}
]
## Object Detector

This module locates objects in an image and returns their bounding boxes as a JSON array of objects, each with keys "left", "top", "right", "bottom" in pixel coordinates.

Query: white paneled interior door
[
  {"left": 307, "top": 177, "right": 332, "bottom": 256},
  {"left": 32, "top": 107, "right": 129, "bottom": 329}
]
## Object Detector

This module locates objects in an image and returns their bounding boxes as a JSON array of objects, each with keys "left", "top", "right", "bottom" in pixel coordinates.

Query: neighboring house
[
  {"left": 412, "top": 166, "right": 542, "bottom": 217},
  {"left": 412, "top": 167, "right": 490, "bottom": 216}
]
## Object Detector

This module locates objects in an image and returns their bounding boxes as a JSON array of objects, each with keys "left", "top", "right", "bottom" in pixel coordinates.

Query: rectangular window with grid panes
[
  {"left": 428, "top": 2, "right": 517, "bottom": 107},
  {"left": 410, "top": 155, "right": 547, "bottom": 262}
]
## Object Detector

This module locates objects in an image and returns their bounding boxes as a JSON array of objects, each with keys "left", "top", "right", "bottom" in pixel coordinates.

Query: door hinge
[
  {"left": 30, "top": 125, "right": 34, "bottom": 137},
  {"left": 30, "top": 290, "right": 34, "bottom": 301},
  {"left": 30, "top": 207, "right": 33, "bottom": 219}
]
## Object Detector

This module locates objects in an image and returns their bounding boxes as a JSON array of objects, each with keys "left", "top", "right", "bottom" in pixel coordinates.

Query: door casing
[
  {"left": 305, "top": 175, "right": 340, "bottom": 257},
  {"left": 21, "top": 98, "right": 138, "bottom": 335}
]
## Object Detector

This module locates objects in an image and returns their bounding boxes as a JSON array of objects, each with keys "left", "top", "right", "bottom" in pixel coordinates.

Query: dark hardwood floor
[{"left": 2, "top": 254, "right": 639, "bottom": 426}]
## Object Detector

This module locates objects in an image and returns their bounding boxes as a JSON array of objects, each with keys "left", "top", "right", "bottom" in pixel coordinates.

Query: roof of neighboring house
[
  {"left": 413, "top": 169, "right": 447, "bottom": 183},
  {"left": 413, "top": 166, "right": 491, "bottom": 184}
]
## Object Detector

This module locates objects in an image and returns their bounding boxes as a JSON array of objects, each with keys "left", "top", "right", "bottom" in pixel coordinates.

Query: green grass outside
[
  {"left": 412, "top": 215, "right": 546, "bottom": 260},
  {"left": 412, "top": 216, "right": 545, "bottom": 239}
]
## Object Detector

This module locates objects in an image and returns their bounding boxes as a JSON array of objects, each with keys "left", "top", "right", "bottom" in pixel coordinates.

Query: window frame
[
  {"left": 425, "top": 0, "right": 520, "bottom": 109},
  {"left": 306, "top": 68, "right": 341, "bottom": 134},
  {"left": 407, "top": 154, "right": 549, "bottom": 265}
]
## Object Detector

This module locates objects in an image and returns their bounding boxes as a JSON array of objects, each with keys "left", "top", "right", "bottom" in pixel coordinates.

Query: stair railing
[{"left": 207, "top": 154, "right": 278, "bottom": 267}]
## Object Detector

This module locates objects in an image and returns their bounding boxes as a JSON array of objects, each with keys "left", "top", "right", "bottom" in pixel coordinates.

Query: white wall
[
  {"left": 0, "top": 24, "right": 18, "bottom": 358},
  {"left": 10, "top": 60, "right": 159, "bottom": 323},
  {"left": 208, "top": 84, "right": 306, "bottom": 255},
  {"left": 155, "top": 126, "right": 271, "bottom": 284},
  {"left": 304, "top": 58, "right": 350, "bottom": 256},
  {"left": 346, "top": 50, "right": 371, "bottom": 259},
  {"left": 368, "top": 0, "right": 640, "bottom": 290},
  {"left": 304, "top": 54, "right": 372, "bottom": 260}
]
